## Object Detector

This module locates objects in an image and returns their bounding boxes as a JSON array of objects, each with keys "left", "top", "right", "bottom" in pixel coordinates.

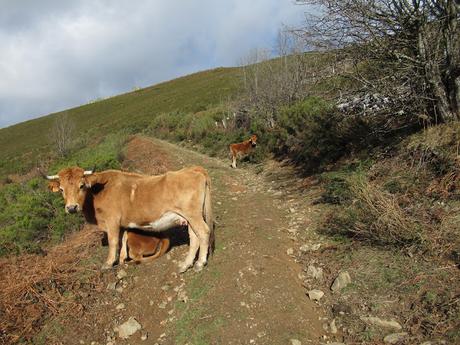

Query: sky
[{"left": 0, "top": 0, "right": 307, "bottom": 129}]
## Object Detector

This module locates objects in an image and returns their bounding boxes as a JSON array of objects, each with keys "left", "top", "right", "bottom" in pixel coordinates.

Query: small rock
[
  {"left": 290, "top": 339, "right": 301, "bottom": 345},
  {"left": 331, "top": 271, "right": 352, "bottom": 292},
  {"left": 307, "top": 289, "right": 324, "bottom": 301},
  {"left": 289, "top": 207, "right": 296, "bottom": 213},
  {"left": 141, "top": 332, "right": 148, "bottom": 341},
  {"left": 106, "top": 342, "right": 114, "bottom": 345},
  {"left": 117, "top": 269, "right": 127, "bottom": 280},
  {"left": 107, "top": 282, "right": 117, "bottom": 290},
  {"left": 115, "top": 286, "right": 123, "bottom": 293},
  {"left": 383, "top": 332, "right": 408, "bottom": 344},
  {"left": 257, "top": 331, "right": 265, "bottom": 338},
  {"left": 158, "top": 301, "right": 167, "bottom": 309},
  {"left": 116, "top": 303, "right": 125, "bottom": 310},
  {"left": 149, "top": 300, "right": 154, "bottom": 306},
  {"left": 177, "top": 290, "right": 188, "bottom": 303},
  {"left": 332, "top": 303, "right": 352, "bottom": 315},
  {"left": 286, "top": 248, "right": 294, "bottom": 256},
  {"left": 116, "top": 317, "right": 142, "bottom": 339},
  {"left": 161, "top": 285, "right": 170, "bottom": 291},
  {"left": 306, "top": 265, "right": 323, "bottom": 280},
  {"left": 299, "top": 243, "right": 321, "bottom": 252},
  {"left": 133, "top": 276, "right": 139, "bottom": 283},
  {"left": 287, "top": 228, "right": 298, "bottom": 235},
  {"left": 327, "top": 343, "right": 346, "bottom": 345},
  {"left": 360, "top": 316, "right": 402, "bottom": 330},
  {"left": 330, "top": 319, "right": 337, "bottom": 334}
]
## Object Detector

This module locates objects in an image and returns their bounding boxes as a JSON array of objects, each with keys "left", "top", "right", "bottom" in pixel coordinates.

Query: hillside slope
[{"left": 0, "top": 67, "right": 241, "bottom": 176}]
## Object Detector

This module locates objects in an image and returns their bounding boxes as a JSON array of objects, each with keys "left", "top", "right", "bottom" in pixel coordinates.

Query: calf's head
[
  {"left": 47, "top": 167, "right": 94, "bottom": 214},
  {"left": 249, "top": 134, "right": 258, "bottom": 147}
]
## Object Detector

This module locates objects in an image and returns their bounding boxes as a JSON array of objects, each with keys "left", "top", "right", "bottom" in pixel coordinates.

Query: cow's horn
[
  {"left": 46, "top": 175, "right": 60, "bottom": 180},
  {"left": 83, "top": 170, "right": 93, "bottom": 176}
]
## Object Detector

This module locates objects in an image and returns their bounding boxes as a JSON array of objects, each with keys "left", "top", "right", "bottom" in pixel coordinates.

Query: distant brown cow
[
  {"left": 119, "top": 231, "right": 170, "bottom": 264},
  {"left": 229, "top": 134, "right": 257, "bottom": 168},
  {"left": 47, "top": 166, "right": 213, "bottom": 273}
]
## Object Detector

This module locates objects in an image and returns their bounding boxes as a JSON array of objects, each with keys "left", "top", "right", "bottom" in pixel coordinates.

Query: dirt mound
[
  {"left": 122, "top": 136, "right": 173, "bottom": 175},
  {"left": 0, "top": 226, "right": 104, "bottom": 344}
]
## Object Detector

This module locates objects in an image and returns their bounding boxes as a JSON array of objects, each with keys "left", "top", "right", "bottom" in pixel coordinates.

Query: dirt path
[{"left": 57, "top": 136, "right": 328, "bottom": 345}]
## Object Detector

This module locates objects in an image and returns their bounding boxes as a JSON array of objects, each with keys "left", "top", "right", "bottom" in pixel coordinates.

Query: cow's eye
[
  {"left": 59, "top": 187, "right": 64, "bottom": 192},
  {"left": 79, "top": 184, "right": 84, "bottom": 189}
]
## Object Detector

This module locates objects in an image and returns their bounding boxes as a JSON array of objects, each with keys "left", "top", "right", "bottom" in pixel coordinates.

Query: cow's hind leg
[
  {"left": 179, "top": 227, "right": 199, "bottom": 273},
  {"left": 188, "top": 217, "right": 210, "bottom": 272}
]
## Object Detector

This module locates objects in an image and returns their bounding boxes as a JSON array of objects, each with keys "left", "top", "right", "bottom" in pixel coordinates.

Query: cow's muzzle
[
  {"left": 66, "top": 205, "right": 79, "bottom": 214},
  {"left": 251, "top": 142, "right": 257, "bottom": 147}
]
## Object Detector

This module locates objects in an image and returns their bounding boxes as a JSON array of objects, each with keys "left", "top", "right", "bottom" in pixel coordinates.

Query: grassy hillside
[{"left": 0, "top": 67, "right": 241, "bottom": 177}]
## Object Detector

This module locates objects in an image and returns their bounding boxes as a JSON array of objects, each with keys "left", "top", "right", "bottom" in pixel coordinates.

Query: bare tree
[
  {"left": 51, "top": 113, "right": 75, "bottom": 157},
  {"left": 237, "top": 30, "right": 333, "bottom": 128},
  {"left": 296, "top": 0, "right": 460, "bottom": 122}
]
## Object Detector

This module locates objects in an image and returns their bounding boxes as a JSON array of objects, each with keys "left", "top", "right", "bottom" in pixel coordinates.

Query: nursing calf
[
  {"left": 119, "top": 231, "right": 170, "bottom": 264},
  {"left": 47, "top": 166, "right": 213, "bottom": 273}
]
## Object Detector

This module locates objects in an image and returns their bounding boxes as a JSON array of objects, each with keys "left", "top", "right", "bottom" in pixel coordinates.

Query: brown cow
[
  {"left": 119, "top": 231, "right": 170, "bottom": 264},
  {"left": 47, "top": 166, "right": 213, "bottom": 273},
  {"left": 229, "top": 134, "right": 257, "bottom": 168}
]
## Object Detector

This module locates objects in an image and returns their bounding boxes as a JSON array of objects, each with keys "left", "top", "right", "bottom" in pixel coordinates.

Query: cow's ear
[
  {"left": 84, "top": 173, "right": 100, "bottom": 188},
  {"left": 48, "top": 181, "right": 61, "bottom": 193}
]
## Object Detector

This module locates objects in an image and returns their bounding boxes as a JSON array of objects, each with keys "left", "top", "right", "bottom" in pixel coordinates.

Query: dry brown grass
[
  {"left": 0, "top": 226, "right": 104, "bottom": 344},
  {"left": 347, "top": 174, "right": 425, "bottom": 248}
]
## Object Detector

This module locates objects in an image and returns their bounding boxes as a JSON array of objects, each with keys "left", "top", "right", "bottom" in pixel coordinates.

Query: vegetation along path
[{"left": 49, "top": 135, "right": 330, "bottom": 345}]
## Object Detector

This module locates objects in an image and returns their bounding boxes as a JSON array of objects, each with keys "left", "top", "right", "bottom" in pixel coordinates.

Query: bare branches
[
  {"left": 297, "top": 0, "right": 460, "bottom": 121},
  {"left": 50, "top": 112, "right": 75, "bottom": 158}
]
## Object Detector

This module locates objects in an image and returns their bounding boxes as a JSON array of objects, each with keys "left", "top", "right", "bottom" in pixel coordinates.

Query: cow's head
[
  {"left": 249, "top": 134, "right": 258, "bottom": 147},
  {"left": 46, "top": 167, "right": 94, "bottom": 214}
]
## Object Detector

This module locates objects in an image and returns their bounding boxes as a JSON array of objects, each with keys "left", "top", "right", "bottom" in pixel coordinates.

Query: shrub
[
  {"left": 273, "top": 97, "right": 345, "bottom": 173},
  {"left": 0, "top": 178, "right": 82, "bottom": 255}
]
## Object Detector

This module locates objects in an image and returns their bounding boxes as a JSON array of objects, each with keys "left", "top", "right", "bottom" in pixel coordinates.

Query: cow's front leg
[{"left": 102, "top": 225, "right": 120, "bottom": 270}]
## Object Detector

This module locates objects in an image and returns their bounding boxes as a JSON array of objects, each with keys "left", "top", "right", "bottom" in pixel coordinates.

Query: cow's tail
[{"left": 203, "top": 173, "right": 215, "bottom": 255}]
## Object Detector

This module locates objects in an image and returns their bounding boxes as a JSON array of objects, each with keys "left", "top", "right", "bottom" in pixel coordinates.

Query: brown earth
[{"left": 13, "top": 136, "right": 342, "bottom": 345}]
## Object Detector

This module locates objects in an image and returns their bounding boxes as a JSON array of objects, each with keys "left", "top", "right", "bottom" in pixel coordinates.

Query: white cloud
[{"left": 0, "top": 0, "right": 305, "bottom": 128}]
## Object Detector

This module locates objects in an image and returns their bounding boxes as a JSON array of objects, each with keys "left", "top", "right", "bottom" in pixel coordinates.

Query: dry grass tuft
[
  {"left": 346, "top": 174, "right": 425, "bottom": 248},
  {"left": 0, "top": 226, "right": 104, "bottom": 344}
]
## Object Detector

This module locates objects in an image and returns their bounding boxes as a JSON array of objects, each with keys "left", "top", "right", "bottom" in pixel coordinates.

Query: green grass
[{"left": 0, "top": 133, "right": 127, "bottom": 256}]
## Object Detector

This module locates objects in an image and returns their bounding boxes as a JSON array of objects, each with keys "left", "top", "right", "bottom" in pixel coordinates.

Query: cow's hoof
[
  {"left": 193, "top": 261, "right": 206, "bottom": 272},
  {"left": 101, "top": 263, "right": 114, "bottom": 271},
  {"left": 178, "top": 262, "right": 192, "bottom": 274}
]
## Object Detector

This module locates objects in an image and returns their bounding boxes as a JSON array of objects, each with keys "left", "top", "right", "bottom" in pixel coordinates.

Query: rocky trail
[{"left": 50, "top": 136, "right": 349, "bottom": 345}]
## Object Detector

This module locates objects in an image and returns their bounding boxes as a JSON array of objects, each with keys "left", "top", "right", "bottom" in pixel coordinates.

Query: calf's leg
[
  {"left": 231, "top": 154, "right": 237, "bottom": 168},
  {"left": 119, "top": 230, "right": 128, "bottom": 264}
]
